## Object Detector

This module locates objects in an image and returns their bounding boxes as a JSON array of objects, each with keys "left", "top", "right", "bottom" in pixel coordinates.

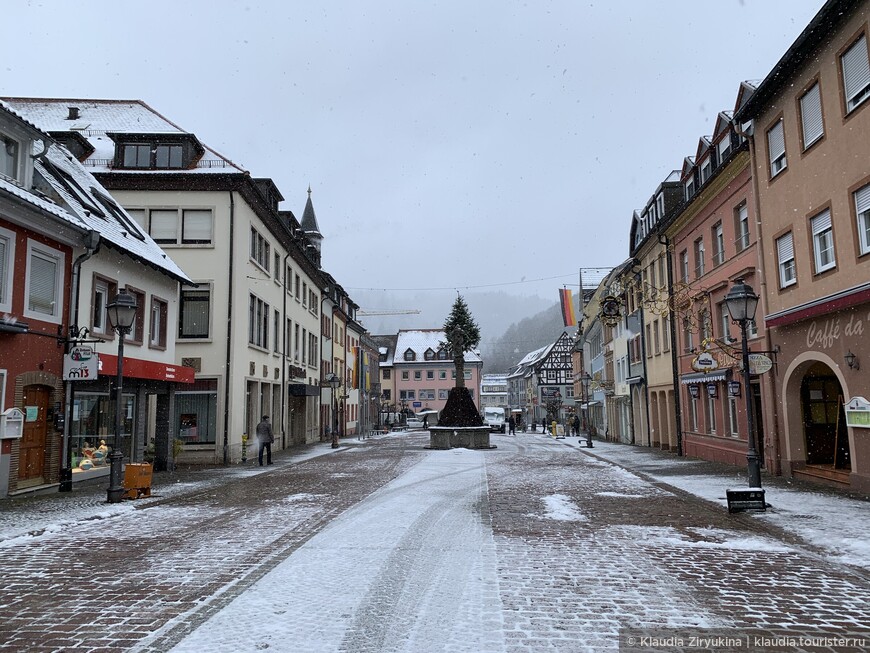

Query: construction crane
[{"left": 358, "top": 309, "right": 421, "bottom": 316}]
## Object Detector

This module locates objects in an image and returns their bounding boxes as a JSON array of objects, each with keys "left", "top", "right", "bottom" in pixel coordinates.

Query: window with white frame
[
  {"left": 706, "top": 392, "right": 716, "bottom": 433},
  {"left": 712, "top": 222, "right": 724, "bottom": 265},
  {"left": 249, "top": 227, "right": 270, "bottom": 271},
  {"left": 690, "top": 394, "right": 698, "bottom": 431},
  {"left": 776, "top": 232, "right": 796, "bottom": 288},
  {"left": 729, "top": 396, "right": 739, "bottom": 436},
  {"left": 273, "top": 309, "right": 281, "bottom": 353},
  {"left": 684, "top": 178, "right": 695, "bottom": 200},
  {"left": 438, "top": 389, "right": 448, "bottom": 400},
  {"left": 735, "top": 203, "right": 750, "bottom": 251},
  {"left": 25, "top": 240, "right": 65, "bottom": 323},
  {"left": 700, "top": 158, "right": 712, "bottom": 184},
  {"left": 799, "top": 82, "right": 824, "bottom": 148},
  {"left": 0, "top": 226, "right": 14, "bottom": 313},
  {"left": 135, "top": 208, "right": 213, "bottom": 245},
  {"left": 91, "top": 275, "right": 117, "bottom": 337},
  {"left": 179, "top": 287, "right": 211, "bottom": 339},
  {"left": 811, "top": 209, "right": 835, "bottom": 273},
  {"left": 694, "top": 238, "right": 705, "bottom": 277},
  {"left": 842, "top": 34, "right": 870, "bottom": 112},
  {"left": 662, "top": 315, "right": 670, "bottom": 352},
  {"left": 248, "top": 294, "right": 269, "bottom": 348},
  {"left": 719, "top": 303, "right": 730, "bottom": 342},
  {"left": 717, "top": 134, "right": 732, "bottom": 161},
  {"left": 683, "top": 317, "right": 694, "bottom": 352},
  {"left": 854, "top": 183, "right": 870, "bottom": 255},
  {"left": 1, "top": 132, "right": 21, "bottom": 182},
  {"left": 414, "top": 370, "right": 421, "bottom": 380},
  {"left": 680, "top": 250, "right": 689, "bottom": 283},
  {"left": 767, "top": 119, "right": 787, "bottom": 177},
  {"left": 401, "top": 371, "right": 409, "bottom": 380},
  {"left": 149, "top": 297, "right": 168, "bottom": 349},
  {"left": 274, "top": 253, "right": 281, "bottom": 282}
]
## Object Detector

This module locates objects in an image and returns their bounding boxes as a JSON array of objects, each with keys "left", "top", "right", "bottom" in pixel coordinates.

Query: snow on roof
[
  {"left": 2, "top": 98, "right": 243, "bottom": 174},
  {"left": 517, "top": 343, "right": 552, "bottom": 366},
  {"left": 0, "top": 175, "right": 85, "bottom": 227},
  {"left": 36, "top": 143, "right": 191, "bottom": 283},
  {"left": 393, "top": 329, "right": 482, "bottom": 364}
]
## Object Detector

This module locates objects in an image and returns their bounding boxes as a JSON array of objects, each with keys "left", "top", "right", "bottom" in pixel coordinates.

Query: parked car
[
  {"left": 484, "top": 407, "right": 506, "bottom": 433},
  {"left": 406, "top": 418, "right": 425, "bottom": 429}
]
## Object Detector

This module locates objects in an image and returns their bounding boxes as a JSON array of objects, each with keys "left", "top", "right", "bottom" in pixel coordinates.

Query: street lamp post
[
  {"left": 327, "top": 373, "right": 341, "bottom": 449},
  {"left": 725, "top": 279, "right": 765, "bottom": 509},
  {"left": 580, "top": 372, "right": 593, "bottom": 448},
  {"left": 105, "top": 290, "right": 138, "bottom": 504}
]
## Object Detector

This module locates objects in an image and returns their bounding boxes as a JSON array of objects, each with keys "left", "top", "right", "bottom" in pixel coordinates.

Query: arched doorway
[
  {"left": 19, "top": 384, "right": 51, "bottom": 484},
  {"left": 800, "top": 362, "right": 850, "bottom": 470}
]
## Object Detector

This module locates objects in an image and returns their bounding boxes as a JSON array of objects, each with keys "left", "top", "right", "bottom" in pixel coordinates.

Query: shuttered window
[
  {"left": 776, "top": 232, "right": 796, "bottom": 288},
  {"left": 842, "top": 34, "right": 870, "bottom": 112},
  {"left": 0, "top": 227, "right": 12, "bottom": 312},
  {"left": 811, "top": 210, "right": 835, "bottom": 273},
  {"left": 767, "top": 120, "right": 786, "bottom": 176},
  {"left": 854, "top": 184, "right": 870, "bottom": 254},
  {"left": 179, "top": 288, "right": 210, "bottom": 338},
  {"left": 26, "top": 243, "right": 64, "bottom": 322},
  {"left": 150, "top": 210, "right": 178, "bottom": 243},
  {"left": 800, "top": 83, "right": 824, "bottom": 148},
  {"left": 182, "top": 209, "right": 213, "bottom": 244}
]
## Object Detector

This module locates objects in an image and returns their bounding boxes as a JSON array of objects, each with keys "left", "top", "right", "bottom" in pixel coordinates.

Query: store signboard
[
  {"left": 748, "top": 354, "right": 773, "bottom": 375},
  {"left": 63, "top": 346, "right": 98, "bottom": 381}
]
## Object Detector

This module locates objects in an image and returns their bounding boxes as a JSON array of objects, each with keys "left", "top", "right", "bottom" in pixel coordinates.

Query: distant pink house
[{"left": 391, "top": 329, "right": 483, "bottom": 416}]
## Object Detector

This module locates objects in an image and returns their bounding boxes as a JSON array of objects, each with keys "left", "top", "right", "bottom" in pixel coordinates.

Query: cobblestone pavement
[{"left": 1, "top": 432, "right": 868, "bottom": 652}]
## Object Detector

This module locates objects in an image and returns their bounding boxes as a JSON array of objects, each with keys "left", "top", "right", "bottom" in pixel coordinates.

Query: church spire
[{"left": 300, "top": 185, "right": 323, "bottom": 255}]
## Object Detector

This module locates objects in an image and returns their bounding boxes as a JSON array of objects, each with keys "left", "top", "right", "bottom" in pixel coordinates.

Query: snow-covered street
[{"left": 1, "top": 432, "right": 868, "bottom": 652}]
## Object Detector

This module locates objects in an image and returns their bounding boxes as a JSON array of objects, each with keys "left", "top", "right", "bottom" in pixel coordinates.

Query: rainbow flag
[{"left": 560, "top": 288, "right": 576, "bottom": 327}]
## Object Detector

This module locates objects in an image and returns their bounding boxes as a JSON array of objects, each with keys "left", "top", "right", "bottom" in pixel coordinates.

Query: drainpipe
[
  {"left": 222, "top": 191, "right": 235, "bottom": 465},
  {"left": 660, "top": 233, "right": 684, "bottom": 456},
  {"left": 59, "top": 230, "right": 101, "bottom": 492}
]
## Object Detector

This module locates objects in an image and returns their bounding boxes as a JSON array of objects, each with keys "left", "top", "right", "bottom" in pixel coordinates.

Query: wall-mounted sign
[
  {"left": 691, "top": 351, "right": 720, "bottom": 372},
  {"left": 747, "top": 353, "right": 773, "bottom": 375},
  {"left": 845, "top": 396, "right": 870, "bottom": 428},
  {"left": 64, "top": 347, "right": 99, "bottom": 381},
  {"left": 728, "top": 381, "right": 741, "bottom": 397},
  {"left": 688, "top": 385, "right": 700, "bottom": 398}
]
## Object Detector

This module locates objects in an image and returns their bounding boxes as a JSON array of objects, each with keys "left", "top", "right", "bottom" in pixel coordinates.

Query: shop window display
[{"left": 70, "top": 392, "right": 135, "bottom": 472}]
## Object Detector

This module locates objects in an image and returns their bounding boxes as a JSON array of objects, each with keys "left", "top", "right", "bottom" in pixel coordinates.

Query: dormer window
[
  {"left": 700, "top": 159, "right": 712, "bottom": 183},
  {"left": 1, "top": 133, "right": 20, "bottom": 182},
  {"left": 424, "top": 348, "right": 435, "bottom": 361},
  {"left": 437, "top": 348, "right": 449, "bottom": 360},
  {"left": 403, "top": 348, "right": 416, "bottom": 361},
  {"left": 121, "top": 143, "right": 183, "bottom": 169},
  {"left": 110, "top": 132, "right": 203, "bottom": 170},
  {"left": 684, "top": 178, "right": 695, "bottom": 200}
]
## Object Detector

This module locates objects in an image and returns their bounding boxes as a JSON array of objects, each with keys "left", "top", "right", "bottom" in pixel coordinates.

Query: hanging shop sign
[
  {"left": 599, "top": 295, "right": 622, "bottom": 327},
  {"left": 63, "top": 346, "right": 98, "bottom": 381},
  {"left": 747, "top": 354, "right": 773, "bottom": 375},
  {"left": 844, "top": 396, "right": 870, "bottom": 428},
  {"left": 691, "top": 351, "right": 720, "bottom": 372}
]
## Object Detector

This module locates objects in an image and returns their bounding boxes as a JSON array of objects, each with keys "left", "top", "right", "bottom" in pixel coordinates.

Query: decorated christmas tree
[{"left": 438, "top": 295, "right": 484, "bottom": 427}]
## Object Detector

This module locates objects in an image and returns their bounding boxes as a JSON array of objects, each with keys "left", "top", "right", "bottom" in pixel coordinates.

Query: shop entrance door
[
  {"left": 19, "top": 385, "right": 50, "bottom": 483},
  {"left": 801, "top": 367, "right": 850, "bottom": 468}
]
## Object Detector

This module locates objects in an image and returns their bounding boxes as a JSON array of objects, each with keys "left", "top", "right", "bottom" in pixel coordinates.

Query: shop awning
[
  {"left": 580, "top": 401, "right": 602, "bottom": 408},
  {"left": 680, "top": 370, "right": 731, "bottom": 385},
  {"left": 626, "top": 376, "right": 645, "bottom": 385}
]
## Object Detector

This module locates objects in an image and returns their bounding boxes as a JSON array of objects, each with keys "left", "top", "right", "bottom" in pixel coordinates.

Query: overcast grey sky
[{"left": 3, "top": 0, "right": 824, "bottom": 302}]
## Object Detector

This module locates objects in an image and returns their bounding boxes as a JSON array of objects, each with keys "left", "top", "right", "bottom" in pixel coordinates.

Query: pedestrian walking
[
  {"left": 508, "top": 415, "right": 516, "bottom": 435},
  {"left": 573, "top": 414, "right": 581, "bottom": 437},
  {"left": 256, "top": 415, "right": 274, "bottom": 466}
]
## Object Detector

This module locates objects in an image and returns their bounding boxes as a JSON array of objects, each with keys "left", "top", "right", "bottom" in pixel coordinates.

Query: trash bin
[{"left": 123, "top": 463, "right": 153, "bottom": 500}]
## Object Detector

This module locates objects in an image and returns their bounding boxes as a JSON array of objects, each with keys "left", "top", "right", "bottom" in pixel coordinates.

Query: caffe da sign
[{"left": 63, "top": 346, "right": 98, "bottom": 381}]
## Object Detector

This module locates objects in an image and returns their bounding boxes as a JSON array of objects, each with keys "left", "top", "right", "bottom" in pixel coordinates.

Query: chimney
[{"left": 67, "top": 107, "right": 80, "bottom": 120}]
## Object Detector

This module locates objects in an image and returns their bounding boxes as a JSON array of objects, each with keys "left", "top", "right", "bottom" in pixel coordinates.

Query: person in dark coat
[
  {"left": 573, "top": 414, "right": 581, "bottom": 437},
  {"left": 508, "top": 415, "right": 516, "bottom": 435},
  {"left": 256, "top": 415, "right": 274, "bottom": 466}
]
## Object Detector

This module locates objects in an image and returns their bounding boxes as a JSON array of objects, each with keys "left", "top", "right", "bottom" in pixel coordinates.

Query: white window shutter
[
  {"left": 843, "top": 35, "right": 870, "bottom": 107},
  {"left": 777, "top": 232, "right": 794, "bottom": 262},
  {"left": 800, "top": 83, "right": 824, "bottom": 146}
]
